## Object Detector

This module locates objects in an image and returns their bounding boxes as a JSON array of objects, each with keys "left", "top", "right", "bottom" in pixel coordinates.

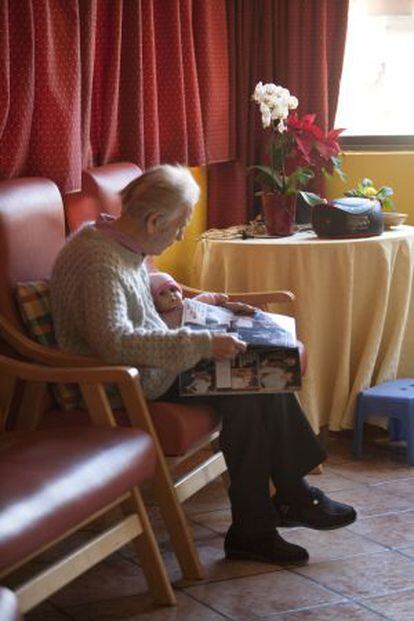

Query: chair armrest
[
  {"left": 181, "top": 285, "right": 203, "bottom": 298},
  {"left": 181, "top": 285, "right": 295, "bottom": 305},
  {"left": 227, "top": 290, "right": 295, "bottom": 305},
  {"left": 0, "top": 314, "right": 98, "bottom": 367},
  {"left": 0, "top": 354, "right": 139, "bottom": 385}
]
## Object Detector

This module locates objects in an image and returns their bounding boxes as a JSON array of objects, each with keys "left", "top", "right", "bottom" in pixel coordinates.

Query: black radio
[{"left": 312, "top": 197, "right": 384, "bottom": 239}]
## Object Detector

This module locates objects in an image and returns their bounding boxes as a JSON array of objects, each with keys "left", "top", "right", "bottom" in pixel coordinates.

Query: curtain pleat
[{"left": 207, "top": 0, "right": 349, "bottom": 228}]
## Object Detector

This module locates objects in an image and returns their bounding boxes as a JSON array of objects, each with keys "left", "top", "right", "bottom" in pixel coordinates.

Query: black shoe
[
  {"left": 273, "top": 486, "right": 357, "bottom": 530},
  {"left": 224, "top": 524, "right": 309, "bottom": 566}
]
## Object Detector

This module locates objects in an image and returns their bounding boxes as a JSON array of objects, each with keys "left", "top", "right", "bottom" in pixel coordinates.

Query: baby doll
[
  {"left": 149, "top": 271, "right": 185, "bottom": 328},
  {"left": 149, "top": 271, "right": 255, "bottom": 329}
]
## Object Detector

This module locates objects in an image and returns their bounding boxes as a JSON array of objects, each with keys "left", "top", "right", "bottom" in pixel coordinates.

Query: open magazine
[{"left": 179, "top": 298, "right": 301, "bottom": 397}]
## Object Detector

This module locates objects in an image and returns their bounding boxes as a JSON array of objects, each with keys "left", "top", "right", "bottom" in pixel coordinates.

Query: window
[{"left": 336, "top": 0, "right": 414, "bottom": 149}]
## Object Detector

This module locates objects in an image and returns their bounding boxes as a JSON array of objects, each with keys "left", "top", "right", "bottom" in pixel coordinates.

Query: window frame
[{"left": 340, "top": 135, "right": 414, "bottom": 151}]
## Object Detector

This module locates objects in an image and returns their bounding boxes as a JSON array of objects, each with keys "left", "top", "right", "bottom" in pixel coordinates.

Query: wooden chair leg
[
  {"left": 127, "top": 489, "right": 176, "bottom": 606},
  {"left": 153, "top": 466, "right": 204, "bottom": 580},
  {"left": 16, "top": 381, "right": 47, "bottom": 431},
  {"left": 0, "top": 375, "right": 17, "bottom": 431},
  {"left": 120, "top": 381, "right": 204, "bottom": 581}
]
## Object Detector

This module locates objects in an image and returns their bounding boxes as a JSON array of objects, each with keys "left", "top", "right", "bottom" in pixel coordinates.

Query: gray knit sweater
[{"left": 50, "top": 225, "right": 213, "bottom": 399}]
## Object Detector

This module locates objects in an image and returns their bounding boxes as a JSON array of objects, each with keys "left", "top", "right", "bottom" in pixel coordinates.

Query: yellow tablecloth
[{"left": 191, "top": 226, "right": 414, "bottom": 432}]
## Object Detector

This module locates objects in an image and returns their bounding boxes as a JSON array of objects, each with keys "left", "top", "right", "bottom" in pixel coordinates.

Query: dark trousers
[{"left": 158, "top": 386, "right": 326, "bottom": 536}]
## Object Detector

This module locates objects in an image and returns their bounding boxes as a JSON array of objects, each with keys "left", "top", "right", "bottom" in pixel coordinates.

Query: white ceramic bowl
[{"left": 382, "top": 212, "right": 408, "bottom": 229}]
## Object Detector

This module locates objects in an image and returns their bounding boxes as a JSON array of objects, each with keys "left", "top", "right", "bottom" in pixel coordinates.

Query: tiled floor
[{"left": 16, "top": 431, "right": 414, "bottom": 620}]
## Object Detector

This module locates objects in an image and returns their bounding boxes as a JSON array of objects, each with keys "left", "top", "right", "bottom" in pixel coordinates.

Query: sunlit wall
[{"left": 155, "top": 168, "right": 207, "bottom": 283}]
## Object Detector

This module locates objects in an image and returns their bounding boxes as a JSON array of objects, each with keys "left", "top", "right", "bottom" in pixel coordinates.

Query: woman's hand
[{"left": 211, "top": 334, "right": 247, "bottom": 361}]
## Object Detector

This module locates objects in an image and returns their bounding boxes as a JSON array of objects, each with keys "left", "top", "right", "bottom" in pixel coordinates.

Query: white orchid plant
[
  {"left": 251, "top": 81, "right": 345, "bottom": 206},
  {"left": 253, "top": 82, "right": 299, "bottom": 132}
]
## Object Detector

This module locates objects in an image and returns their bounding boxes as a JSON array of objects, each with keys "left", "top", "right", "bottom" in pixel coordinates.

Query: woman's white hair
[{"left": 120, "top": 164, "right": 200, "bottom": 223}]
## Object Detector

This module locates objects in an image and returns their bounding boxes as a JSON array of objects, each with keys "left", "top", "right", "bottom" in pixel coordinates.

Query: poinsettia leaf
[
  {"left": 298, "top": 191, "right": 327, "bottom": 206},
  {"left": 327, "top": 127, "right": 345, "bottom": 140},
  {"left": 294, "top": 135, "right": 313, "bottom": 161},
  {"left": 301, "top": 113, "right": 316, "bottom": 125}
]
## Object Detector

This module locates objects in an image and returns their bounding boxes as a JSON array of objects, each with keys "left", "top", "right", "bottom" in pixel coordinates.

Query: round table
[{"left": 191, "top": 226, "right": 414, "bottom": 432}]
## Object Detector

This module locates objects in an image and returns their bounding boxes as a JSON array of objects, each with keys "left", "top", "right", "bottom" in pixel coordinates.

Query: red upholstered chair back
[
  {"left": 0, "top": 178, "right": 66, "bottom": 326},
  {"left": 64, "top": 162, "right": 142, "bottom": 233}
]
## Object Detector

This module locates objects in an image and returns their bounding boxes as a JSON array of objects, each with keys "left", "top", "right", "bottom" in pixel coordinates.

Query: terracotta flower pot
[{"left": 261, "top": 193, "right": 297, "bottom": 236}]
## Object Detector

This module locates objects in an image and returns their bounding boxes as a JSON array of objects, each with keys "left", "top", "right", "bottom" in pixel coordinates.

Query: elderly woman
[{"left": 51, "top": 164, "right": 356, "bottom": 566}]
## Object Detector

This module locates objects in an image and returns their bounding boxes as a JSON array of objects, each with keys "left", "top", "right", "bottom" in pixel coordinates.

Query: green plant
[{"left": 345, "top": 178, "right": 395, "bottom": 211}]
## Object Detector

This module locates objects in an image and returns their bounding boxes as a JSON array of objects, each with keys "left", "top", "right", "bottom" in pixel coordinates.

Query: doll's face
[{"left": 156, "top": 287, "right": 183, "bottom": 312}]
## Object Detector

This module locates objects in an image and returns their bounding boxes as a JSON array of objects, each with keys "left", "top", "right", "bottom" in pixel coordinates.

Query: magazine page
[
  {"left": 179, "top": 299, "right": 301, "bottom": 397},
  {"left": 182, "top": 298, "right": 296, "bottom": 347}
]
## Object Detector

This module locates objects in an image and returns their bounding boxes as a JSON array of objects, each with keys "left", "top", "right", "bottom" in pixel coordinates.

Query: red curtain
[
  {"left": 207, "top": 0, "right": 349, "bottom": 228},
  {"left": 0, "top": 0, "right": 231, "bottom": 192}
]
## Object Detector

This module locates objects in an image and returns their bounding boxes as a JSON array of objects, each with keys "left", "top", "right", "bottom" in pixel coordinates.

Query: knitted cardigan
[{"left": 50, "top": 225, "right": 212, "bottom": 399}]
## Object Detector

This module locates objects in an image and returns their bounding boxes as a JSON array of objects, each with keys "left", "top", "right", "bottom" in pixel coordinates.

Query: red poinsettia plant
[{"left": 252, "top": 82, "right": 346, "bottom": 206}]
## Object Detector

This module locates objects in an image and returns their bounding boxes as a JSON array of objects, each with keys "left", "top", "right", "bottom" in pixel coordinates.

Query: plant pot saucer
[{"left": 382, "top": 212, "right": 408, "bottom": 229}]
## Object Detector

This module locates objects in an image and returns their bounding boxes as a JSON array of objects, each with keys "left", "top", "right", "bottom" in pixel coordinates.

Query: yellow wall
[
  {"left": 155, "top": 167, "right": 207, "bottom": 284},
  {"left": 326, "top": 151, "right": 414, "bottom": 224}
]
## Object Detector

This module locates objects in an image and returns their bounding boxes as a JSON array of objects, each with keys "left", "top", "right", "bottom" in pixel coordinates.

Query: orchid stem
[{"left": 271, "top": 124, "right": 276, "bottom": 192}]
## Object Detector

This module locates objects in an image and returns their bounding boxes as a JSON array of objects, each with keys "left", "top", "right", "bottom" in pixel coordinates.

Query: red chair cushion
[
  {"left": 148, "top": 402, "right": 220, "bottom": 456},
  {"left": 0, "top": 427, "right": 155, "bottom": 573},
  {"left": 42, "top": 400, "right": 220, "bottom": 458}
]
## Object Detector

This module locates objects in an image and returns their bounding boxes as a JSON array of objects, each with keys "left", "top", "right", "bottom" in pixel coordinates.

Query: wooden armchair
[
  {"left": 0, "top": 174, "right": 296, "bottom": 582},
  {"left": 0, "top": 353, "right": 175, "bottom": 614}
]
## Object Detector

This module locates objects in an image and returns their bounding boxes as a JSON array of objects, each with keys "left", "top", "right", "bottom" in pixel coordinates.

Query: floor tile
[
  {"left": 325, "top": 483, "right": 414, "bottom": 518},
  {"left": 295, "top": 550, "right": 414, "bottom": 599},
  {"left": 363, "top": 587, "right": 414, "bottom": 620},
  {"left": 49, "top": 556, "right": 148, "bottom": 607},
  {"left": 328, "top": 459, "right": 414, "bottom": 485},
  {"left": 266, "top": 601, "right": 386, "bottom": 620},
  {"left": 119, "top": 507, "right": 214, "bottom": 560},
  {"left": 26, "top": 603, "right": 72, "bottom": 621},
  {"left": 396, "top": 543, "right": 414, "bottom": 558},
  {"left": 372, "top": 476, "right": 414, "bottom": 503},
  {"left": 183, "top": 480, "right": 230, "bottom": 515},
  {"left": 305, "top": 467, "right": 364, "bottom": 493},
  {"left": 189, "top": 508, "right": 232, "bottom": 535},
  {"left": 347, "top": 510, "right": 414, "bottom": 547},
  {"left": 161, "top": 534, "right": 280, "bottom": 586},
  {"left": 65, "top": 591, "right": 226, "bottom": 621},
  {"left": 185, "top": 570, "right": 344, "bottom": 620},
  {"left": 280, "top": 527, "right": 386, "bottom": 564}
]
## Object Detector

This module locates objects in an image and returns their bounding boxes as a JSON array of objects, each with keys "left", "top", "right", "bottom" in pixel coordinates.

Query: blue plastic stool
[{"left": 353, "top": 378, "right": 414, "bottom": 466}]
